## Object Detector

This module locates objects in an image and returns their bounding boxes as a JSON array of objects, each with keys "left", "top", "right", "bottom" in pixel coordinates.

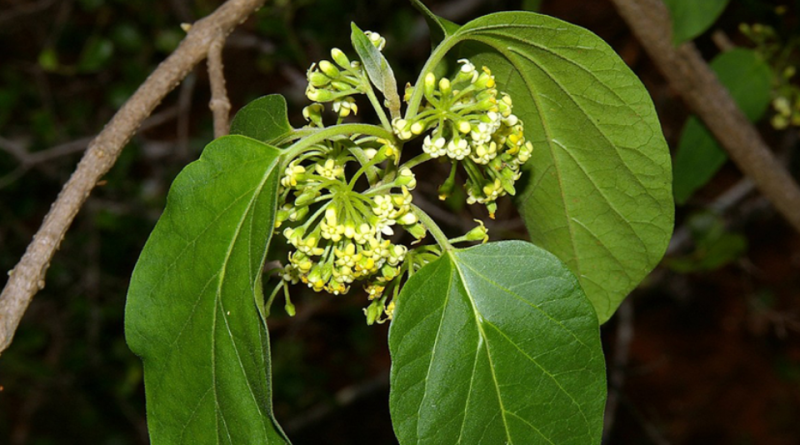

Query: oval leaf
[
  {"left": 663, "top": 0, "right": 730, "bottom": 45},
  {"left": 125, "top": 135, "right": 289, "bottom": 444},
  {"left": 230, "top": 94, "right": 294, "bottom": 145},
  {"left": 448, "top": 12, "right": 674, "bottom": 323},
  {"left": 672, "top": 48, "right": 772, "bottom": 203},
  {"left": 389, "top": 241, "right": 606, "bottom": 445}
]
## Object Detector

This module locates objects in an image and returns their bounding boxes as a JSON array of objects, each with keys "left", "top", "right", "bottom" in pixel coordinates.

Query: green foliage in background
[
  {"left": 672, "top": 48, "right": 772, "bottom": 204},
  {"left": 664, "top": 0, "right": 730, "bottom": 45}
]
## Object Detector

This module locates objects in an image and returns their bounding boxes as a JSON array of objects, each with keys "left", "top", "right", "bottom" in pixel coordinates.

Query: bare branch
[
  {"left": 208, "top": 32, "right": 232, "bottom": 138},
  {"left": 0, "top": 0, "right": 267, "bottom": 356},
  {"left": 610, "top": 0, "right": 800, "bottom": 234}
]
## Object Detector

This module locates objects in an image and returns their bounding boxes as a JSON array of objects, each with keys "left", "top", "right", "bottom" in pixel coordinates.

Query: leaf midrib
[{"left": 209, "top": 156, "right": 279, "bottom": 444}]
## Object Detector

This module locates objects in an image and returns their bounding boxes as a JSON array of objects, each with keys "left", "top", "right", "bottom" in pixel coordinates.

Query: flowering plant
[{"left": 125, "top": 2, "right": 673, "bottom": 443}]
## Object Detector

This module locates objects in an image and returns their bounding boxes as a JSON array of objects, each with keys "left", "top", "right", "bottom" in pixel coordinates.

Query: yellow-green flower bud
[
  {"left": 465, "top": 219, "right": 489, "bottom": 243},
  {"left": 331, "top": 48, "right": 350, "bottom": 68},
  {"left": 306, "top": 86, "right": 333, "bottom": 102},
  {"left": 439, "top": 77, "right": 451, "bottom": 96},
  {"left": 365, "top": 31, "right": 386, "bottom": 51},
  {"left": 295, "top": 189, "right": 319, "bottom": 207},
  {"left": 424, "top": 72, "right": 436, "bottom": 97},
  {"left": 397, "top": 167, "right": 417, "bottom": 190},
  {"left": 365, "top": 299, "right": 382, "bottom": 325},
  {"left": 438, "top": 164, "right": 457, "bottom": 200},
  {"left": 308, "top": 71, "right": 331, "bottom": 87},
  {"left": 405, "top": 222, "right": 426, "bottom": 240},
  {"left": 318, "top": 60, "right": 340, "bottom": 78}
]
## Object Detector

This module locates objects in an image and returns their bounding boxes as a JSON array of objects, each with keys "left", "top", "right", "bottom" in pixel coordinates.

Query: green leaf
[
  {"left": 445, "top": 12, "right": 673, "bottom": 323},
  {"left": 125, "top": 135, "right": 289, "bottom": 444},
  {"left": 350, "top": 23, "right": 401, "bottom": 117},
  {"left": 663, "top": 0, "right": 730, "bottom": 45},
  {"left": 230, "top": 94, "right": 294, "bottom": 145},
  {"left": 408, "top": 0, "right": 461, "bottom": 48},
  {"left": 672, "top": 48, "right": 772, "bottom": 203},
  {"left": 664, "top": 211, "right": 747, "bottom": 273},
  {"left": 389, "top": 241, "right": 606, "bottom": 444}
]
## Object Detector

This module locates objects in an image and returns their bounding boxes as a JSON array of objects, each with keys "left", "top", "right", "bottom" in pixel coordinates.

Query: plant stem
[
  {"left": 410, "top": 203, "right": 452, "bottom": 252},
  {"left": 399, "top": 153, "right": 432, "bottom": 171},
  {"left": 282, "top": 123, "right": 393, "bottom": 167},
  {"left": 405, "top": 38, "right": 459, "bottom": 119},
  {"left": 364, "top": 81, "right": 393, "bottom": 132}
]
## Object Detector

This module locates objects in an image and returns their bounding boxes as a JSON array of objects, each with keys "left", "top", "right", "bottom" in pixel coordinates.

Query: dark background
[{"left": 1, "top": 0, "right": 799, "bottom": 443}]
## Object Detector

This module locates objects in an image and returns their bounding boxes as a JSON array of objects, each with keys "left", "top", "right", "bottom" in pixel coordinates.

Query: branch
[
  {"left": 610, "top": 0, "right": 800, "bottom": 234},
  {"left": 0, "top": 0, "right": 267, "bottom": 356},
  {"left": 208, "top": 32, "right": 231, "bottom": 138}
]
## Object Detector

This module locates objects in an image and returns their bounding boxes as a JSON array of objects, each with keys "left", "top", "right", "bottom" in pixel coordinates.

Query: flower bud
[
  {"left": 438, "top": 164, "right": 457, "bottom": 200},
  {"left": 404, "top": 83, "right": 414, "bottom": 102},
  {"left": 405, "top": 223, "right": 427, "bottom": 241},
  {"left": 364, "top": 299, "right": 382, "bottom": 325},
  {"left": 365, "top": 31, "right": 386, "bottom": 51},
  {"left": 306, "top": 85, "right": 333, "bottom": 102},
  {"left": 318, "top": 60, "right": 340, "bottom": 78},
  {"left": 308, "top": 71, "right": 331, "bottom": 87},
  {"left": 331, "top": 48, "right": 350, "bottom": 68},
  {"left": 465, "top": 219, "right": 489, "bottom": 243},
  {"left": 396, "top": 167, "right": 417, "bottom": 190},
  {"left": 439, "top": 77, "right": 451, "bottom": 96},
  {"left": 424, "top": 72, "right": 436, "bottom": 98},
  {"left": 398, "top": 212, "right": 418, "bottom": 226},
  {"left": 295, "top": 189, "right": 319, "bottom": 207}
]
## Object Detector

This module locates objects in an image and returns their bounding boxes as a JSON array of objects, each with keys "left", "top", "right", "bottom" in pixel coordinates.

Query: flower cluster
[
  {"left": 272, "top": 31, "right": 528, "bottom": 324},
  {"left": 393, "top": 59, "right": 533, "bottom": 217},
  {"left": 303, "top": 32, "right": 386, "bottom": 123},
  {"left": 275, "top": 137, "right": 425, "bottom": 322},
  {"left": 740, "top": 22, "right": 800, "bottom": 130}
]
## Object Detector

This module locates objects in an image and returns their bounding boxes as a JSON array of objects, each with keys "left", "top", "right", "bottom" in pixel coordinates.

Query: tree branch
[
  {"left": 0, "top": 0, "right": 267, "bottom": 356},
  {"left": 610, "top": 0, "right": 800, "bottom": 234},
  {"left": 208, "top": 32, "right": 231, "bottom": 138}
]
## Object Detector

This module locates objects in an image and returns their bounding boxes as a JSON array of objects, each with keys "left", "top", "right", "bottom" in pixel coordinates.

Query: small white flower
[
  {"left": 446, "top": 138, "right": 470, "bottom": 160},
  {"left": 422, "top": 135, "right": 447, "bottom": 157}
]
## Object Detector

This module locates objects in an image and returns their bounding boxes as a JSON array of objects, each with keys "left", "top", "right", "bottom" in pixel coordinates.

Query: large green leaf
[
  {"left": 230, "top": 94, "right": 293, "bottom": 145},
  {"left": 389, "top": 241, "right": 606, "bottom": 445},
  {"left": 672, "top": 48, "right": 772, "bottom": 204},
  {"left": 663, "top": 0, "right": 730, "bottom": 45},
  {"left": 125, "top": 135, "right": 289, "bottom": 444},
  {"left": 442, "top": 12, "right": 673, "bottom": 323}
]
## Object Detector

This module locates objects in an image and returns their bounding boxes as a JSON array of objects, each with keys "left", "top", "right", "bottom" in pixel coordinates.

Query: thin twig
[
  {"left": 0, "top": 0, "right": 267, "bottom": 356},
  {"left": 610, "top": 0, "right": 800, "bottom": 234},
  {"left": 0, "top": 106, "right": 179, "bottom": 190},
  {"left": 208, "top": 32, "right": 231, "bottom": 138}
]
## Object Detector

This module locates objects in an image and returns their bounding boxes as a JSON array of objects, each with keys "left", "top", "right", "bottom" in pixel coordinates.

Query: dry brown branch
[
  {"left": 0, "top": 0, "right": 267, "bottom": 356},
  {"left": 208, "top": 32, "right": 232, "bottom": 138},
  {"left": 610, "top": 0, "right": 800, "bottom": 234}
]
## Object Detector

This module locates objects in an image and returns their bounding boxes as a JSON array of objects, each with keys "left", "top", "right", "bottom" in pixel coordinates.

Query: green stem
[
  {"left": 364, "top": 80, "right": 393, "bottom": 131},
  {"left": 399, "top": 153, "right": 432, "bottom": 171},
  {"left": 405, "top": 37, "right": 460, "bottom": 119},
  {"left": 410, "top": 203, "right": 452, "bottom": 252},
  {"left": 282, "top": 123, "right": 394, "bottom": 168},
  {"left": 264, "top": 281, "right": 284, "bottom": 317}
]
